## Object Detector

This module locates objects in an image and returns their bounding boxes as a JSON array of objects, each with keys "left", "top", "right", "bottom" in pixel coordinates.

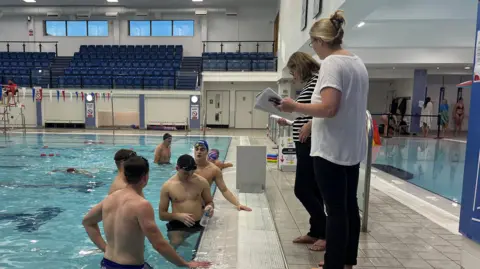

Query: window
[
  {"left": 173, "top": 20, "right": 194, "bottom": 37},
  {"left": 88, "top": 21, "right": 109, "bottom": 36},
  {"left": 67, "top": 21, "right": 87, "bottom": 36},
  {"left": 152, "top": 21, "right": 172, "bottom": 37},
  {"left": 129, "top": 21, "right": 151, "bottom": 36},
  {"left": 45, "top": 20, "right": 109, "bottom": 37},
  {"left": 45, "top": 21, "right": 67, "bottom": 36}
]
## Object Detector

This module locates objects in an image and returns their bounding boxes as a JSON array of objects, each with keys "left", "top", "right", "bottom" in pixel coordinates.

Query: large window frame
[
  {"left": 44, "top": 20, "right": 109, "bottom": 37},
  {"left": 128, "top": 20, "right": 195, "bottom": 37}
]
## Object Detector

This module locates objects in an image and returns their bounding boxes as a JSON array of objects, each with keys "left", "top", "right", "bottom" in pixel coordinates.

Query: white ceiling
[
  {"left": 0, "top": 0, "right": 278, "bottom": 8},
  {"left": 345, "top": 0, "right": 477, "bottom": 48}
]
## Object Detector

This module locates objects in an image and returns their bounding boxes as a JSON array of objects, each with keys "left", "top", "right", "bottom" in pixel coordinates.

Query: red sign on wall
[{"left": 28, "top": 29, "right": 33, "bottom": 36}]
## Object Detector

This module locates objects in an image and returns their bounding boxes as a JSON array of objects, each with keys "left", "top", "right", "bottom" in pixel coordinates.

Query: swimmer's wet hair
[
  {"left": 114, "top": 149, "right": 136, "bottom": 168},
  {"left": 123, "top": 156, "right": 150, "bottom": 184}
]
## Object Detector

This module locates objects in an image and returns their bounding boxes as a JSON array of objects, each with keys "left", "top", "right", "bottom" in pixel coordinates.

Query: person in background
[
  {"left": 453, "top": 97, "right": 465, "bottom": 137},
  {"left": 439, "top": 98, "right": 449, "bottom": 137},
  {"left": 277, "top": 10, "right": 367, "bottom": 269},
  {"left": 50, "top": 168, "right": 94, "bottom": 178},
  {"left": 109, "top": 149, "right": 138, "bottom": 195},
  {"left": 82, "top": 156, "right": 211, "bottom": 269},
  {"left": 154, "top": 133, "right": 172, "bottom": 164},
  {"left": 420, "top": 97, "right": 433, "bottom": 137},
  {"left": 159, "top": 155, "right": 214, "bottom": 248},
  {"left": 208, "top": 149, "right": 233, "bottom": 170},
  {"left": 5, "top": 80, "right": 18, "bottom": 107},
  {"left": 277, "top": 51, "right": 326, "bottom": 251},
  {"left": 194, "top": 140, "right": 252, "bottom": 211}
]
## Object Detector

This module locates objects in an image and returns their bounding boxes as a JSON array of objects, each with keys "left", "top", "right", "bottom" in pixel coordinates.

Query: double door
[{"left": 235, "top": 91, "right": 269, "bottom": 129}]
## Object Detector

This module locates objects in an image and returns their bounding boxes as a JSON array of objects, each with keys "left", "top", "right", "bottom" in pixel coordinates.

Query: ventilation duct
[
  {"left": 46, "top": 12, "right": 60, "bottom": 18},
  {"left": 226, "top": 8, "right": 237, "bottom": 16},
  {"left": 195, "top": 9, "right": 208, "bottom": 16},
  {"left": 76, "top": 11, "right": 91, "bottom": 19}
]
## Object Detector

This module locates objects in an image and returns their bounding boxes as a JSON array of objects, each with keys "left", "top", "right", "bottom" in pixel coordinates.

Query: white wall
[
  {"left": 203, "top": 81, "right": 277, "bottom": 127},
  {"left": 0, "top": 7, "right": 276, "bottom": 57}
]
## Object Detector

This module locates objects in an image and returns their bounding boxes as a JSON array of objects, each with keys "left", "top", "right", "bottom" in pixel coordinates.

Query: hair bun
[{"left": 330, "top": 10, "right": 345, "bottom": 29}]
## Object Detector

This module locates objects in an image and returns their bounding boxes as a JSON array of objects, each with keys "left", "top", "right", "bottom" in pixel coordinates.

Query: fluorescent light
[
  {"left": 357, "top": 21, "right": 365, "bottom": 28},
  {"left": 23, "top": 0, "right": 36, "bottom": 2},
  {"left": 106, "top": 0, "right": 118, "bottom": 2},
  {"left": 465, "top": 66, "right": 471, "bottom": 70},
  {"left": 192, "top": 0, "right": 204, "bottom": 2},
  {"left": 437, "top": 67, "right": 440, "bottom": 70}
]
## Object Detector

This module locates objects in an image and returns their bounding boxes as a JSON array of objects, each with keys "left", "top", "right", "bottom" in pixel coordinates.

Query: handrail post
[
  {"left": 202, "top": 111, "right": 207, "bottom": 137},
  {"left": 203, "top": 42, "right": 206, "bottom": 53},
  {"left": 39, "top": 43, "right": 42, "bottom": 52},
  {"left": 22, "top": 43, "right": 26, "bottom": 52},
  {"left": 362, "top": 110, "right": 374, "bottom": 233},
  {"left": 238, "top": 42, "right": 241, "bottom": 53},
  {"left": 185, "top": 117, "right": 189, "bottom": 136},
  {"left": 256, "top": 42, "right": 259, "bottom": 53},
  {"left": 6, "top": 42, "right": 10, "bottom": 52},
  {"left": 55, "top": 43, "right": 58, "bottom": 55},
  {"left": 110, "top": 91, "right": 115, "bottom": 137},
  {"left": 220, "top": 42, "right": 224, "bottom": 53}
]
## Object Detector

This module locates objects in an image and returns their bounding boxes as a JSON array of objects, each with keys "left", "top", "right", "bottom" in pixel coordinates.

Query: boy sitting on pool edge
[{"left": 208, "top": 149, "right": 233, "bottom": 170}]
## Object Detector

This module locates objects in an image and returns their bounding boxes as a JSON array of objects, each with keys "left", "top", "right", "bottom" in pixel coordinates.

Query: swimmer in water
[
  {"left": 208, "top": 149, "right": 233, "bottom": 170},
  {"left": 194, "top": 140, "right": 251, "bottom": 211},
  {"left": 82, "top": 156, "right": 211, "bottom": 269},
  {"left": 109, "top": 149, "right": 140, "bottom": 195},
  {"left": 51, "top": 168, "right": 94, "bottom": 178},
  {"left": 154, "top": 133, "right": 172, "bottom": 165},
  {"left": 159, "top": 154, "right": 214, "bottom": 248}
]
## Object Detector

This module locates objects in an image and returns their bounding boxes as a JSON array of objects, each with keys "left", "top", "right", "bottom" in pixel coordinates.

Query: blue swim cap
[
  {"left": 195, "top": 140, "right": 209, "bottom": 151},
  {"left": 208, "top": 151, "right": 218, "bottom": 161}
]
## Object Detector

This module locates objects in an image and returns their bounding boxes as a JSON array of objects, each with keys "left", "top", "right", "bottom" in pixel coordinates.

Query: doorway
[
  {"left": 235, "top": 91, "right": 269, "bottom": 129},
  {"left": 206, "top": 90, "right": 230, "bottom": 128}
]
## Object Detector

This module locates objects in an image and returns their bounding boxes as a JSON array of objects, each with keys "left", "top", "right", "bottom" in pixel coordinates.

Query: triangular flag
[
  {"left": 61, "top": 90, "right": 65, "bottom": 101},
  {"left": 69, "top": 92, "right": 73, "bottom": 102},
  {"left": 49, "top": 90, "right": 52, "bottom": 102},
  {"left": 56, "top": 90, "right": 60, "bottom": 102},
  {"left": 81, "top": 92, "right": 84, "bottom": 101},
  {"left": 21, "top": 87, "right": 26, "bottom": 100},
  {"left": 32, "top": 88, "right": 35, "bottom": 102},
  {"left": 75, "top": 91, "right": 78, "bottom": 100}
]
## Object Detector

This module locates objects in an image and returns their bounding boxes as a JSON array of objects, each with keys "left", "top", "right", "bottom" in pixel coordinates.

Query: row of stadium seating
[
  {"left": 64, "top": 68, "right": 176, "bottom": 77},
  {"left": 69, "top": 60, "right": 181, "bottom": 69},
  {"left": 73, "top": 53, "right": 182, "bottom": 61},
  {"left": 203, "top": 59, "right": 276, "bottom": 72},
  {"left": 58, "top": 76, "right": 177, "bottom": 89},
  {"left": 202, "top": 52, "right": 275, "bottom": 60},
  {"left": 0, "top": 52, "right": 55, "bottom": 60},
  {"left": 79, "top": 45, "right": 183, "bottom": 54}
]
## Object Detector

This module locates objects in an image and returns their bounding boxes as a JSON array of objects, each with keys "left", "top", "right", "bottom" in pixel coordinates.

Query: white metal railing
[
  {"left": 202, "top": 111, "right": 207, "bottom": 137},
  {"left": 362, "top": 110, "right": 374, "bottom": 232},
  {"left": 267, "top": 114, "right": 293, "bottom": 144}
]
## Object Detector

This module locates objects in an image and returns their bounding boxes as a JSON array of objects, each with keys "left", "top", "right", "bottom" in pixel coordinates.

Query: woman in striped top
[{"left": 277, "top": 52, "right": 326, "bottom": 251}]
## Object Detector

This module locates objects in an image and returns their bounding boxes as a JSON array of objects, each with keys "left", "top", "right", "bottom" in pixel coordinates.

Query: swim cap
[
  {"left": 66, "top": 168, "right": 76, "bottom": 173},
  {"left": 195, "top": 140, "right": 209, "bottom": 151},
  {"left": 208, "top": 151, "right": 218, "bottom": 161},
  {"left": 177, "top": 154, "right": 197, "bottom": 172},
  {"left": 163, "top": 133, "right": 172, "bottom": 140}
]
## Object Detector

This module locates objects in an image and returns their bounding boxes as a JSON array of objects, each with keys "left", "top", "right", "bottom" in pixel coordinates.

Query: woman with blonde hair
[
  {"left": 277, "top": 10, "right": 368, "bottom": 269},
  {"left": 278, "top": 51, "right": 326, "bottom": 251}
]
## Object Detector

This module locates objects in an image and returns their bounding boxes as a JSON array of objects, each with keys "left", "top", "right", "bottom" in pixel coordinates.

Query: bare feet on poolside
[
  {"left": 315, "top": 262, "right": 353, "bottom": 269},
  {"left": 308, "top": 239, "right": 326, "bottom": 251},
  {"left": 293, "top": 235, "right": 317, "bottom": 244}
]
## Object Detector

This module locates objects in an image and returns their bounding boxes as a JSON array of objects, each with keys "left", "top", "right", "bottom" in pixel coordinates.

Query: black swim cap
[
  {"left": 114, "top": 149, "right": 136, "bottom": 162},
  {"left": 177, "top": 154, "right": 197, "bottom": 172},
  {"left": 163, "top": 133, "right": 172, "bottom": 140}
]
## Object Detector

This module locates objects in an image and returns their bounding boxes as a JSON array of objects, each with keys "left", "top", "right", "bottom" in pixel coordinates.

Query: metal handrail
[
  {"left": 185, "top": 117, "right": 189, "bottom": 136},
  {"left": 20, "top": 105, "right": 26, "bottom": 135},
  {"left": 202, "top": 110, "right": 207, "bottom": 137},
  {"left": 110, "top": 91, "right": 115, "bottom": 137},
  {"left": 362, "top": 110, "right": 374, "bottom": 232}
]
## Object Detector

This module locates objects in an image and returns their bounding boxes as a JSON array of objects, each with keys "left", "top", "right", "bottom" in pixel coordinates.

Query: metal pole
[
  {"left": 436, "top": 114, "right": 441, "bottom": 139},
  {"left": 185, "top": 117, "right": 189, "bottom": 136},
  {"left": 21, "top": 106, "right": 26, "bottom": 135},
  {"left": 362, "top": 110, "right": 374, "bottom": 233},
  {"left": 202, "top": 112, "right": 206, "bottom": 137},
  {"left": 110, "top": 91, "right": 115, "bottom": 137}
]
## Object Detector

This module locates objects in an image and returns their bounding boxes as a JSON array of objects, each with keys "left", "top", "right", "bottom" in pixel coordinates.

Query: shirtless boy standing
[
  {"left": 82, "top": 156, "right": 210, "bottom": 269},
  {"left": 194, "top": 140, "right": 251, "bottom": 211},
  {"left": 159, "top": 154, "right": 214, "bottom": 248},
  {"left": 154, "top": 133, "right": 172, "bottom": 164}
]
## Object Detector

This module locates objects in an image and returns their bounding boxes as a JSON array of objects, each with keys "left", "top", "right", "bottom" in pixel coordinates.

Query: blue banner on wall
[{"left": 459, "top": 0, "right": 480, "bottom": 244}]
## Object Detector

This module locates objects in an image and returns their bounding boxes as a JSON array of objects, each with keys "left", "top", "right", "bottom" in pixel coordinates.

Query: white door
[
  {"left": 206, "top": 91, "right": 230, "bottom": 126},
  {"left": 253, "top": 91, "right": 269, "bottom": 128},
  {"left": 235, "top": 91, "right": 253, "bottom": 128}
]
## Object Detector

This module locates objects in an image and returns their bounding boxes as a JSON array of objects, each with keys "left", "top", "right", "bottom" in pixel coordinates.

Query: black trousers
[
  {"left": 294, "top": 140, "right": 326, "bottom": 239},
  {"left": 313, "top": 156, "right": 360, "bottom": 269}
]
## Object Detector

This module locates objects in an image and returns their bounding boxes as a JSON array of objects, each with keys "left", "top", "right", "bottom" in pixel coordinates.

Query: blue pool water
[
  {"left": 0, "top": 134, "right": 231, "bottom": 269},
  {"left": 374, "top": 138, "right": 465, "bottom": 203}
]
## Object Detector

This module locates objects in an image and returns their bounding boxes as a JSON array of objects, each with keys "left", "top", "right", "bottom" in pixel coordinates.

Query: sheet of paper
[
  {"left": 254, "top": 87, "right": 302, "bottom": 121},
  {"left": 269, "top": 114, "right": 294, "bottom": 125}
]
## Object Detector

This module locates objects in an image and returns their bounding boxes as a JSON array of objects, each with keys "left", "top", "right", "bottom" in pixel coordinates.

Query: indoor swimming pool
[
  {"left": 373, "top": 138, "right": 465, "bottom": 203},
  {"left": 0, "top": 134, "right": 231, "bottom": 269}
]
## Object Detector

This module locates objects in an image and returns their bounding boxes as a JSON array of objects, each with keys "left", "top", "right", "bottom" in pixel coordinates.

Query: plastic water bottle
[{"left": 199, "top": 209, "right": 211, "bottom": 227}]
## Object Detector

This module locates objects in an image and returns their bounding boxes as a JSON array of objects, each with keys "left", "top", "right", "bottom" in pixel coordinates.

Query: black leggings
[
  {"left": 313, "top": 156, "right": 360, "bottom": 269},
  {"left": 294, "top": 141, "right": 326, "bottom": 239}
]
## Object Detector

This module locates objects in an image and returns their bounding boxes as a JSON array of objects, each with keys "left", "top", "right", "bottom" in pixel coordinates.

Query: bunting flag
[
  {"left": 32, "top": 88, "right": 35, "bottom": 102},
  {"left": 61, "top": 90, "right": 65, "bottom": 101},
  {"left": 39, "top": 88, "right": 43, "bottom": 101},
  {"left": 91, "top": 92, "right": 95, "bottom": 101},
  {"left": 21, "top": 87, "right": 26, "bottom": 100},
  {"left": 49, "top": 90, "right": 53, "bottom": 102},
  {"left": 96, "top": 92, "right": 99, "bottom": 101},
  {"left": 81, "top": 92, "right": 84, "bottom": 101},
  {"left": 107, "top": 92, "right": 110, "bottom": 101},
  {"left": 75, "top": 91, "right": 78, "bottom": 100},
  {"left": 69, "top": 92, "right": 73, "bottom": 102},
  {"left": 56, "top": 90, "right": 60, "bottom": 102},
  {"left": 103, "top": 92, "right": 106, "bottom": 101}
]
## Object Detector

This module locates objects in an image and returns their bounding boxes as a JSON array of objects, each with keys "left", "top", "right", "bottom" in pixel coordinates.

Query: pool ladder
[{"left": 1, "top": 105, "right": 27, "bottom": 137}]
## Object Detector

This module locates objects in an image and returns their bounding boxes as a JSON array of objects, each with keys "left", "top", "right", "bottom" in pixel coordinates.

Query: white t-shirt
[{"left": 310, "top": 54, "right": 369, "bottom": 166}]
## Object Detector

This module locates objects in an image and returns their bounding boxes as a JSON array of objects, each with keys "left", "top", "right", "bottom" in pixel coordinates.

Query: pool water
[
  {"left": 374, "top": 138, "right": 465, "bottom": 203},
  {"left": 0, "top": 134, "right": 231, "bottom": 269}
]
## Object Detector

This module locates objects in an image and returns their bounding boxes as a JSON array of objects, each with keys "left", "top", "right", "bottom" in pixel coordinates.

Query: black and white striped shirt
[{"left": 292, "top": 74, "right": 318, "bottom": 142}]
